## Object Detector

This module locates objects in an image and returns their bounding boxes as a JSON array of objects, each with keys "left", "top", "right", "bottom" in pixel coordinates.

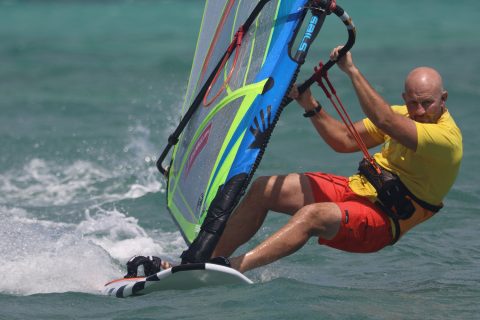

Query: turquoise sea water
[{"left": 1, "top": 0, "right": 479, "bottom": 319}]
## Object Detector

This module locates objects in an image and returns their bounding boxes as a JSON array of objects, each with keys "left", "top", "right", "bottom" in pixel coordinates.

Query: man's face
[{"left": 402, "top": 88, "right": 447, "bottom": 124}]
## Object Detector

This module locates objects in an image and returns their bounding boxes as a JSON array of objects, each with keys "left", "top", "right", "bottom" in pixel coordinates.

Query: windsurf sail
[{"left": 156, "top": 0, "right": 356, "bottom": 263}]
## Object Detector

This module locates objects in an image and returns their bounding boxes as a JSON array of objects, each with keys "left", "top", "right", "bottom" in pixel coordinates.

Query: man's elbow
[
  {"left": 330, "top": 140, "right": 357, "bottom": 153},
  {"left": 370, "top": 105, "right": 395, "bottom": 130}
]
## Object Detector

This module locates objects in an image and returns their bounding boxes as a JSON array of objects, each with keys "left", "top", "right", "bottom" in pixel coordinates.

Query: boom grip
[{"left": 297, "top": 2, "right": 356, "bottom": 95}]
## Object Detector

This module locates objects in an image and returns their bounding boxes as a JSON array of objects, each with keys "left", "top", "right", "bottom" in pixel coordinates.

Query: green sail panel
[{"left": 167, "top": 0, "right": 309, "bottom": 245}]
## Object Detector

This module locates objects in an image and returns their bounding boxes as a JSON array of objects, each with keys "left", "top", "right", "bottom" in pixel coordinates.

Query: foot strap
[
  {"left": 124, "top": 255, "right": 162, "bottom": 278},
  {"left": 208, "top": 256, "right": 232, "bottom": 268}
]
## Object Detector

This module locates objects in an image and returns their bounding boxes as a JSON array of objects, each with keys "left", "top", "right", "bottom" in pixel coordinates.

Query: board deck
[{"left": 103, "top": 262, "right": 253, "bottom": 297}]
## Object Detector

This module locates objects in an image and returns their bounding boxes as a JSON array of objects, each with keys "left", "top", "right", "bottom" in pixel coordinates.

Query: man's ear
[{"left": 441, "top": 90, "right": 448, "bottom": 102}]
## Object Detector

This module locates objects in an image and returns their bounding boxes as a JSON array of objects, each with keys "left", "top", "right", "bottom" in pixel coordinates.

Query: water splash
[
  {"left": 0, "top": 141, "right": 176, "bottom": 295},
  {"left": 78, "top": 207, "right": 183, "bottom": 263},
  {"left": 0, "top": 205, "right": 183, "bottom": 295}
]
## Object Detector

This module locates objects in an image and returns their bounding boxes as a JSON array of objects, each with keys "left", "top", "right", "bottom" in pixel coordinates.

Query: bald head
[
  {"left": 404, "top": 67, "right": 444, "bottom": 96},
  {"left": 402, "top": 67, "right": 447, "bottom": 123}
]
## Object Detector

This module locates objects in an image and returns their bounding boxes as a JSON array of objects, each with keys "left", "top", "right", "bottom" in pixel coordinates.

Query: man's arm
[
  {"left": 331, "top": 47, "right": 418, "bottom": 150},
  {"left": 290, "top": 86, "right": 380, "bottom": 153}
]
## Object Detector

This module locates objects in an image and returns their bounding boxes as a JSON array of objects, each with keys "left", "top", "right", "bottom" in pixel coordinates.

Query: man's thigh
[{"left": 259, "top": 173, "right": 316, "bottom": 215}]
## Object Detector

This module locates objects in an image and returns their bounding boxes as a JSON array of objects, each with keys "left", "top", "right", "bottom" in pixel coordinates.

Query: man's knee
[{"left": 295, "top": 203, "right": 341, "bottom": 239}]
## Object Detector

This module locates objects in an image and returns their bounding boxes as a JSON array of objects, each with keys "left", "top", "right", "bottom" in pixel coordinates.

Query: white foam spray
[{"left": 0, "top": 154, "right": 183, "bottom": 296}]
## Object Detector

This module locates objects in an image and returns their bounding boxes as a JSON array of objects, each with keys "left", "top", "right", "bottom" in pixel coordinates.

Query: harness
[{"left": 358, "top": 158, "right": 443, "bottom": 244}]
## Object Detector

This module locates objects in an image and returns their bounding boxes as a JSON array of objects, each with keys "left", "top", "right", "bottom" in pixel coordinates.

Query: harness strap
[
  {"left": 358, "top": 158, "right": 443, "bottom": 213},
  {"left": 402, "top": 188, "right": 443, "bottom": 213},
  {"left": 375, "top": 201, "right": 401, "bottom": 245}
]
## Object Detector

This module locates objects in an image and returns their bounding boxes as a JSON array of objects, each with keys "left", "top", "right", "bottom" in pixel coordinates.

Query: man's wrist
[
  {"left": 302, "top": 98, "right": 320, "bottom": 111},
  {"left": 303, "top": 101, "right": 322, "bottom": 118}
]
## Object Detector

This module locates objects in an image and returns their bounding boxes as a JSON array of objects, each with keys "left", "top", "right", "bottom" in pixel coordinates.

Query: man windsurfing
[{"left": 207, "top": 46, "right": 463, "bottom": 272}]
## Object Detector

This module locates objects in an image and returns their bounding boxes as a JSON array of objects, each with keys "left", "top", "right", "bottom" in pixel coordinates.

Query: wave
[{"left": 0, "top": 158, "right": 163, "bottom": 207}]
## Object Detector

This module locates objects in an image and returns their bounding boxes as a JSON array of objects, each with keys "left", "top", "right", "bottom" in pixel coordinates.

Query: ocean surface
[{"left": 1, "top": 0, "right": 479, "bottom": 319}]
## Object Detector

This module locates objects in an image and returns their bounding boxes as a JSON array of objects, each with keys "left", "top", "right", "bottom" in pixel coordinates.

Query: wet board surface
[{"left": 103, "top": 263, "right": 253, "bottom": 298}]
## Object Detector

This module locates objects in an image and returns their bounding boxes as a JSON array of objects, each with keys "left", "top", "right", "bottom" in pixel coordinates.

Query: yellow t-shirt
[{"left": 349, "top": 105, "right": 463, "bottom": 206}]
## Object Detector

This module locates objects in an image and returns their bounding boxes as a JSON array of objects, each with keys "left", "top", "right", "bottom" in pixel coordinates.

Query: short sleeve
[{"left": 362, "top": 117, "right": 385, "bottom": 144}]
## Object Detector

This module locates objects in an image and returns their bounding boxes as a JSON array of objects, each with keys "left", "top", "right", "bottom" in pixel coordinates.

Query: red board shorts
[{"left": 304, "top": 172, "right": 393, "bottom": 253}]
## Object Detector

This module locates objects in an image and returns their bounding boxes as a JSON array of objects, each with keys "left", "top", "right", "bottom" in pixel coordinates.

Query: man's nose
[{"left": 412, "top": 103, "right": 426, "bottom": 115}]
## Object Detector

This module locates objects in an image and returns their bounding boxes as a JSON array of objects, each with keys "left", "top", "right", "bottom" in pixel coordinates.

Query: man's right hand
[{"left": 289, "top": 85, "right": 318, "bottom": 111}]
